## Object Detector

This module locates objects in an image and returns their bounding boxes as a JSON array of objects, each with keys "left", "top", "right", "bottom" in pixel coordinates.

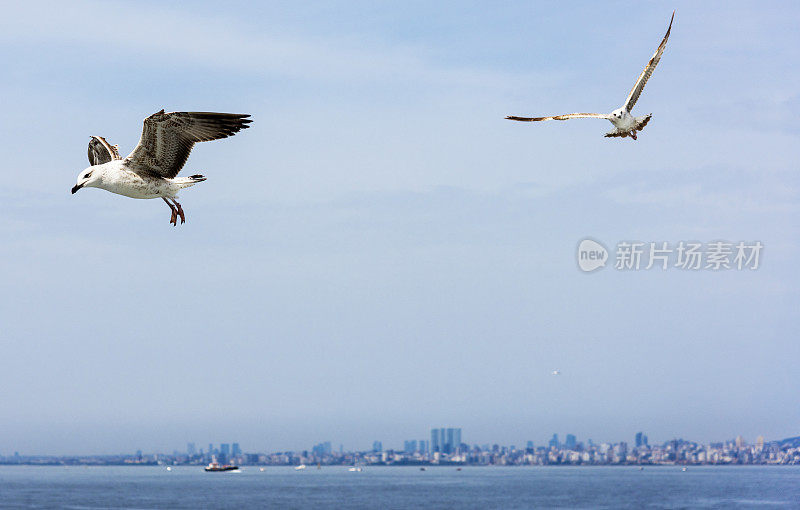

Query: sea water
[{"left": 1, "top": 465, "right": 798, "bottom": 509}]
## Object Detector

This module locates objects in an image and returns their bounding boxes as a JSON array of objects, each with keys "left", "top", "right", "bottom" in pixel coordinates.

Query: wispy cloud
[
  {"left": 602, "top": 166, "right": 800, "bottom": 215},
  {"left": 0, "top": 1, "right": 553, "bottom": 92}
]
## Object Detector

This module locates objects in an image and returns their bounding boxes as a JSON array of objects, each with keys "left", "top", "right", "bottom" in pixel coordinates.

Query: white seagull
[
  {"left": 72, "top": 109, "right": 252, "bottom": 225},
  {"left": 506, "top": 12, "right": 674, "bottom": 140}
]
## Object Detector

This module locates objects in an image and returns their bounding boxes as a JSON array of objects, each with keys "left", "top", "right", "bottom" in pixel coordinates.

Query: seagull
[
  {"left": 551, "top": 370, "right": 561, "bottom": 376},
  {"left": 72, "top": 110, "right": 252, "bottom": 225},
  {"left": 506, "top": 12, "right": 674, "bottom": 140}
]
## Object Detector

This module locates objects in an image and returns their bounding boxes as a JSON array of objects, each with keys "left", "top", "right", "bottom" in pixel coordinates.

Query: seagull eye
[{"left": 84, "top": 171, "right": 93, "bottom": 179}]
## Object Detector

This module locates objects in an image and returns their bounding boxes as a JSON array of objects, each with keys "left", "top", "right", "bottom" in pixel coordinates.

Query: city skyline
[
  {"left": 2, "top": 427, "right": 789, "bottom": 459},
  {"left": 4, "top": 429, "right": 799, "bottom": 468},
  {"left": 185, "top": 430, "right": 768, "bottom": 459}
]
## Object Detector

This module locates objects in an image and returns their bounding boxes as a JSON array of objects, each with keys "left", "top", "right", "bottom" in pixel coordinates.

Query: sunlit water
[{"left": 1, "top": 465, "right": 798, "bottom": 509}]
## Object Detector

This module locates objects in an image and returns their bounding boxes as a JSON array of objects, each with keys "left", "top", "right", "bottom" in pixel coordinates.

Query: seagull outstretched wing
[
  {"left": 126, "top": 110, "right": 252, "bottom": 178},
  {"left": 624, "top": 11, "right": 674, "bottom": 112},
  {"left": 88, "top": 136, "right": 121, "bottom": 166},
  {"left": 505, "top": 113, "right": 609, "bottom": 122}
]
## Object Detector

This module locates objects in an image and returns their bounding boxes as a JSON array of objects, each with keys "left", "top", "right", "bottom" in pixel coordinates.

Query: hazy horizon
[
  {"left": 2, "top": 429, "right": 790, "bottom": 458},
  {"left": 1, "top": 1, "right": 798, "bottom": 456}
]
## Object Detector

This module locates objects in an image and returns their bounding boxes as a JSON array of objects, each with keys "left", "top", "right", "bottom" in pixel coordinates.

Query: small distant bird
[
  {"left": 72, "top": 109, "right": 252, "bottom": 225},
  {"left": 552, "top": 370, "right": 561, "bottom": 376},
  {"left": 506, "top": 12, "right": 674, "bottom": 140}
]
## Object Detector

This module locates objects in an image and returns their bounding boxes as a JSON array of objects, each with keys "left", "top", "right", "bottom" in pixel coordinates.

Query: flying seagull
[
  {"left": 72, "top": 110, "right": 252, "bottom": 225},
  {"left": 506, "top": 12, "right": 674, "bottom": 140}
]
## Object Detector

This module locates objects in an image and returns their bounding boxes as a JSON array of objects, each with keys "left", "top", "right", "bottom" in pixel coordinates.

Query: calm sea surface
[{"left": 0, "top": 465, "right": 798, "bottom": 509}]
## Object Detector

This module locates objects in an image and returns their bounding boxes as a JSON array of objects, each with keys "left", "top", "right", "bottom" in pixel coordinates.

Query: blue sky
[{"left": 0, "top": 1, "right": 798, "bottom": 455}]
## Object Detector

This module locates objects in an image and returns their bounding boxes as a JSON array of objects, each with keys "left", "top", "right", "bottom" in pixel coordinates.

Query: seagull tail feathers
[{"left": 634, "top": 114, "right": 652, "bottom": 131}]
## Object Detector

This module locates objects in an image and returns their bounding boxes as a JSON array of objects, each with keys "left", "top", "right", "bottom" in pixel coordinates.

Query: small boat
[
  {"left": 681, "top": 467, "right": 687, "bottom": 472},
  {"left": 295, "top": 464, "right": 307, "bottom": 471},
  {"left": 456, "top": 468, "right": 462, "bottom": 471},
  {"left": 419, "top": 467, "right": 426, "bottom": 471},
  {"left": 205, "top": 462, "right": 239, "bottom": 472},
  {"left": 259, "top": 467, "right": 265, "bottom": 472},
  {"left": 348, "top": 466, "right": 363, "bottom": 472}
]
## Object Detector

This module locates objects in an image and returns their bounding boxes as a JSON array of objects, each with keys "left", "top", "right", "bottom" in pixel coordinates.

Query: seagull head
[
  {"left": 71, "top": 167, "right": 100, "bottom": 194},
  {"left": 610, "top": 108, "right": 627, "bottom": 120}
]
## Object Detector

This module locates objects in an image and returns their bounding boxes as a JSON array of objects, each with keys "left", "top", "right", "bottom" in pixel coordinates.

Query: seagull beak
[{"left": 71, "top": 184, "right": 82, "bottom": 194}]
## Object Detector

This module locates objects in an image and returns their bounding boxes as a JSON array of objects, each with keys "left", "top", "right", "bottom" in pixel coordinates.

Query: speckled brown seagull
[
  {"left": 506, "top": 11, "right": 674, "bottom": 140},
  {"left": 72, "top": 110, "right": 252, "bottom": 225}
]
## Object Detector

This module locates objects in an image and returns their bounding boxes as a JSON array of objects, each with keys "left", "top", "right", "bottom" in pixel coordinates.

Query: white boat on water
[
  {"left": 348, "top": 466, "right": 363, "bottom": 472},
  {"left": 295, "top": 464, "right": 307, "bottom": 471},
  {"left": 205, "top": 462, "right": 239, "bottom": 472}
]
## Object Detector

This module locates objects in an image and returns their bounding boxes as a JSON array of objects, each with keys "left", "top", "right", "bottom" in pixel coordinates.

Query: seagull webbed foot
[
  {"left": 174, "top": 201, "right": 186, "bottom": 225},
  {"left": 163, "top": 197, "right": 178, "bottom": 226}
]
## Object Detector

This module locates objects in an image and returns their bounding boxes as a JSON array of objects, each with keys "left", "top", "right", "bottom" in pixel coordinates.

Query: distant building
[
  {"left": 565, "top": 434, "right": 577, "bottom": 450},
  {"left": 404, "top": 440, "right": 418, "bottom": 453},
  {"left": 187, "top": 443, "right": 196, "bottom": 456},
  {"left": 430, "top": 427, "right": 461, "bottom": 454},
  {"left": 548, "top": 434, "right": 560, "bottom": 449},
  {"left": 220, "top": 443, "right": 230, "bottom": 463},
  {"left": 312, "top": 441, "right": 332, "bottom": 456},
  {"left": 373, "top": 441, "right": 383, "bottom": 453},
  {"left": 618, "top": 442, "right": 628, "bottom": 460},
  {"left": 446, "top": 428, "right": 462, "bottom": 454},
  {"left": 735, "top": 435, "right": 746, "bottom": 448},
  {"left": 232, "top": 443, "right": 241, "bottom": 457},
  {"left": 635, "top": 432, "right": 649, "bottom": 448},
  {"left": 419, "top": 440, "right": 429, "bottom": 454}
]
